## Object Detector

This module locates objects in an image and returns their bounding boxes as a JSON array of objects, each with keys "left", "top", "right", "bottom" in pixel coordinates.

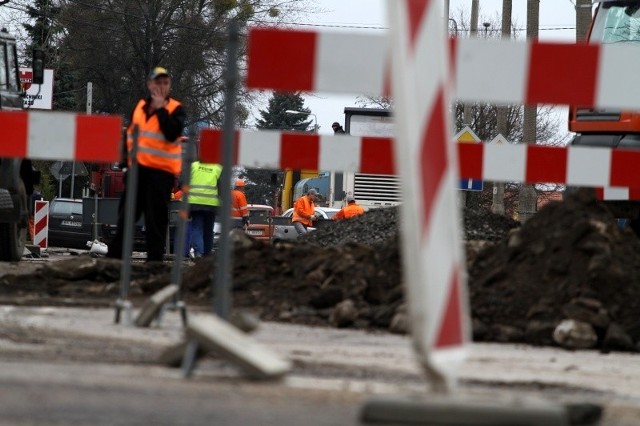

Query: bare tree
[
  {"left": 5, "top": 0, "right": 314, "bottom": 127},
  {"left": 518, "top": 0, "right": 540, "bottom": 223},
  {"left": 492, "top": 0, "right": 512, "bottom": 215}
]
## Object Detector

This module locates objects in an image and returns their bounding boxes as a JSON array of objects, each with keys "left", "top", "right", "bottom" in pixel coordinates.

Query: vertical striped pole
[
  {"left": 388, "top": 0, "right": 469, "bottom": 391},
  {"left": 33, "top": 200, "right": 49, "bottom": 250}
]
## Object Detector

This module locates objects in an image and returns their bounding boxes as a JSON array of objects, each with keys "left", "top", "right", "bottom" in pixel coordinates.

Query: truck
[
  {"left": 569, "top": 1, "right": 640, "bottom": 221},
  {"left": 88, "top": 162, "right": 125, "bottom": 198},
  {"left": 289, "top": 107, "right": 401, "bottom": 211},
  {"left": 0, "top": 28, "right": 43, "bottom": 261}
]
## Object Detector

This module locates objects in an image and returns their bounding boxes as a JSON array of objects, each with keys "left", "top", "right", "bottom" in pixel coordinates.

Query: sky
[{"left": 260, "top": 0, "right": 582, "bottom": 135}]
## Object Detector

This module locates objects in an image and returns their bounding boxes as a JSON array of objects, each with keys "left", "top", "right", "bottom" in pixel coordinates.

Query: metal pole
[
  {"left": 115, "top": 125, "right": 139, "bottom": 324},
  {"left": 168, "top": 130, "right": 196, "bottom": 325},
  {"left": 213, "top": 20, "right": 240, "bottom": 320},
  {"left": 86, "top": 82, "right": 92, "bottom": 114},
  {"left": 70, "top": 162, "right": 76, "bottom": 199}
]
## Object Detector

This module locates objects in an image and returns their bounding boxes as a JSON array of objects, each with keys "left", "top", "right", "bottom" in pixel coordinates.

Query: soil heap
[{"left": 3, "top": 192, "right": 640, "bottom": 352}]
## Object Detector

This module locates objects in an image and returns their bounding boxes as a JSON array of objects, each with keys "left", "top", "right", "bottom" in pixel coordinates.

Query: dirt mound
[
  {"left": 4, "top": 194, "right": 640, "bottom": 352},
  {"left": 470, "top": 191, "right": 640, "bottom": 351}
]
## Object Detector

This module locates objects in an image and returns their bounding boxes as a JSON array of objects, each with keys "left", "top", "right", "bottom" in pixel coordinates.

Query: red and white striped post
[
  {"left": 33, "top": 200, "right": 49, "bottom": 250},
  {"left": 387, "top": 0, "right": 468, "bottom": 390}
]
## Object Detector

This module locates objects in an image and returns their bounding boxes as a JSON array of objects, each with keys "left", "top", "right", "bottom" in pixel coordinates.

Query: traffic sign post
[{"left": 454, "top": 126, "right": 483, "bottom": 192}]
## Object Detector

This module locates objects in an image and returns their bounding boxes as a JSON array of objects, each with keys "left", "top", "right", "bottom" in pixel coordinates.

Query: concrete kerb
[{"left": 360, "top": 394, "right": 568, "bottom": 426}]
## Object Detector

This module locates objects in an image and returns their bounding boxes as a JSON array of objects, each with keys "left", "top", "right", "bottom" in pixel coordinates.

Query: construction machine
[
  {"left": 569, "top": 1, "right": 640, "bottom": 219},
  {"left": 0, "top": 28, "right": 43, "bottom": 261}
]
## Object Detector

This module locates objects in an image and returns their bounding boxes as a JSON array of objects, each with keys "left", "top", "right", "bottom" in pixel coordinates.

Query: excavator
[
  {"left": 0, "top": 28, "right": 43, "bottom": 261},
  {"left": 569, "top": 1, "right": 640, "bottom": 225}
]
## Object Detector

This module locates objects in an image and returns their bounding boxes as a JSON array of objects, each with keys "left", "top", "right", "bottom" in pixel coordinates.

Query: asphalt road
[{"left": 2, "top": 250, "right": 640, "bottom": 425}]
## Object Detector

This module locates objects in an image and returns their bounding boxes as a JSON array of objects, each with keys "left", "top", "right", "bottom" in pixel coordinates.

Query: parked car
[
  {"left": 211, "top": 205, "right": 276, "bottom": 249},
  {"left": 280, "top": 207, "right": 340, "bottom": 220},
  {"left": 273, "top": 207, "right": 340, "bottom": 241},
  {"left": 48, "top": 198, "right": 92, "bottom": 249}
]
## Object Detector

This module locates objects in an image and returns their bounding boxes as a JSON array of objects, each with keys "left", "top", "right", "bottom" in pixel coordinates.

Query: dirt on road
[{"left": 3, "top": 191, "right": 640, "bottom": 353}]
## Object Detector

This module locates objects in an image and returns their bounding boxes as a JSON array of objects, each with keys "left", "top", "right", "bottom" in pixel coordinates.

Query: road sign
[{"left": 454, "top": 126, "right": 483, "bottom": 191}]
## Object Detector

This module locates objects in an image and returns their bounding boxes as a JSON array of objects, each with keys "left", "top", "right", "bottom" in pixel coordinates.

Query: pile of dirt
[{"left": 4, "top": 194, "right": 640, "bottom": 352}]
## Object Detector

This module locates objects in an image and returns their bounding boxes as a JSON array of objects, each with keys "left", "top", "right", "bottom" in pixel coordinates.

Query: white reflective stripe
[
  {"left": 129, "top": 131, "right": 178, "bottom": 144},
  {"left": 190, "top": 184, "right": 217, "bottom": 190},
  {"left": 138, "top": 146, "right": 182, "bottom": 159},
  {"left": 190, "top": 192, "right": 219, "bottom": 200}
]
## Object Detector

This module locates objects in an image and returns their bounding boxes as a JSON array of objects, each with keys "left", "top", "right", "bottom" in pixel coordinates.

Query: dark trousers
[
  {"left": 107, "top": 165, "right": 174, "bottom": 262},
  {"left": 189, "top": 208, "right": 217, "bottom": 256}
]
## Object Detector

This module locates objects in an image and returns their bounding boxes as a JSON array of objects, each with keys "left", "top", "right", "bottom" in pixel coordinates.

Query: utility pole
[
  {"left": 492, "top": 0, "right": 512, "bottom": 216},
  {"left": 576, "top": 0, "right": 592, "bottom": 43},
  {"left": 462, "top": 0, "right": 479, "bottom": 127},
  {"left": 518, "top": 0, "right": 540, "bottom": 223}
]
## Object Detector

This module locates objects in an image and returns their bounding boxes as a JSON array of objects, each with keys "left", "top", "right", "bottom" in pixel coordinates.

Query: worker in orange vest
[
  {"left": 231, "top": 179, "right": 250, "bottom": 229},
  {"left": 107, "top": 66, "right": 185, "bottom": 262},
  {"left": 292, "top": 188, "right": 318, "bottom": 235},
  {"left": 334, "top": 195, "right": 365, "bottom": 221}
]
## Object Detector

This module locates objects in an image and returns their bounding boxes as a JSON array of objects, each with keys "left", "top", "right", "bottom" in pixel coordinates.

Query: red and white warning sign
[
  {"left": 388, "top": 0, "right": 468, "bottom": 388},
  {"left": 33, "top": 200, "right": 49, "bottom": 249}
]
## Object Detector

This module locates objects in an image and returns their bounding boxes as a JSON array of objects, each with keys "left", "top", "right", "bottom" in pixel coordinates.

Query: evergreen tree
[{"left": 256, "top": 92, "right": 313, "bottom": 131}]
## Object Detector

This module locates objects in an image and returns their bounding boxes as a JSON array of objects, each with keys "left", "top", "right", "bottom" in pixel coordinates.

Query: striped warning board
[
  {"left": 246, "top": 28, "right": 640, "bottom": 111},
  {"left": 457, "top": 143, "right": 640, "bottom": 189},
  {"left": 199, "top": 128, "right": 395, "bottom": 174},
  {"left": 199, "top": 128, "right": 640, "bottom": 192},
  {"left": 388, "top": 0, "right": 467, "bottom": 386},
  {"left": 246, "top": 28, "right": 390, "bottom": 96},
  {"left": 33, "top": 200, "right": 49, "bottom": 249},
  {"left": 0, "top": 111, "right": 122, "bottom": 162}
]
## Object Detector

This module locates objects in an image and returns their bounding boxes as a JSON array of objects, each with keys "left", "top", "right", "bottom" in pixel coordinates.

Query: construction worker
[
  {"left": 334, "top": 195, "right": 365, "bottom": 220},
  {"left": 292, "top": 188, "right": 318, "bottom": 235},
  {"left": 188, "top": 161, "right": 223, "bottom": 257},
  {"left": 231, "top": 179, "right": 250, "bottom": 229},
  {"left": 107, "top": 66, "right": 186, "bottom": 262},
  {"left": 332, "top": 122, "right": 346, "bottom": 134}
]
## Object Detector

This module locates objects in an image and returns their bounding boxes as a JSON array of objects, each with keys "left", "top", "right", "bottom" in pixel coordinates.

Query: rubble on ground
[{"left": 3, "top": 192, "right": 640, "bottom": 352}]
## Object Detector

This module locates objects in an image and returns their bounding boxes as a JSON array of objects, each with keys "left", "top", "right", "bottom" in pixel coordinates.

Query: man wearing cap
[
  {"left": 292, "top": 188, "right": 318, "bottom": 235},
  {"left": 107, "top": 66, "right": 186, "bottom": 262},
  {"left": 334, "top": 195, "right": 365, "bottom": 221},
  {"left": 332, "top": 122, "right": 346, "bottom": 134}
]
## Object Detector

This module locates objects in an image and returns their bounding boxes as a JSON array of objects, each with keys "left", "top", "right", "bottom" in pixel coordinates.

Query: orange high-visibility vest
[
  {"left": 335, "top": 203, "right": 365, "bottom": 220},
  {"left": 231, "top": 189, "right": 249, "bottom": 218},
  {"left": 127, "top": 98, "right": 182, "bottom": 176},
  {"left": 292, "top": 195, "right": 315, "bottom": 227}
]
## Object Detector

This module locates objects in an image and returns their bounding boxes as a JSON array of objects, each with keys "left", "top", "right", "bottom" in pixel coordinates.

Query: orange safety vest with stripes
[
  {"left": 231, "top": 189, "right": 249, "bottom": 218},
  {"left": 127, "top": 98, "right": 182, "bottom": 176}
]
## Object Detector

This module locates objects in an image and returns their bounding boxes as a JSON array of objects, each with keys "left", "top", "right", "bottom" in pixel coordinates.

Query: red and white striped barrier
[
  {"left": 457, "top": 143, "right": 640, "bottom": 189},
  {"left": 246, "top": 28, "right": 390, "bottom": 96},
  {"left": 389, "top": 1, "right": 467, "bottom": 387},
  {"left": 246, "top": 28, "right": 640, "bottom": 110},
  {"left": 1, "top": 111, "right": 122, "bottom": 162},
  {"left": 199, "top": 128, "right": 395, "bottom": 174},
  {"left": 199, "top": 128, "right": 640, "bottom": 193},
  {"left": 596, "top": 187, "right": 640, "bottom": 201},
  {"left": 33, "top": 200, "right": 49, "bottom": 249}
]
